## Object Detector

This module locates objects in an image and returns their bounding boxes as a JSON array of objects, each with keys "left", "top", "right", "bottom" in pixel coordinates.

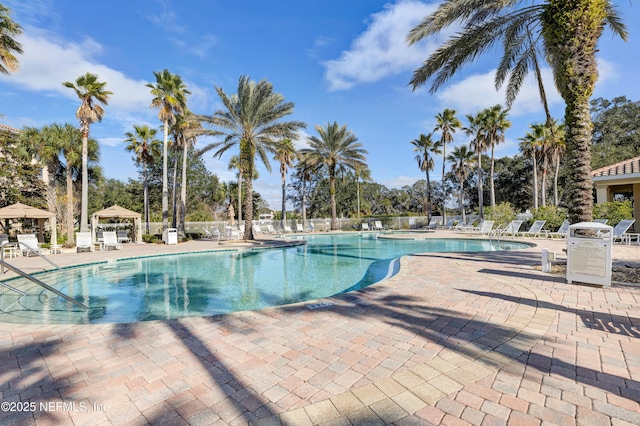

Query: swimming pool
[{"left": 0, "top": 235, "right": 532, "bottom": 324}]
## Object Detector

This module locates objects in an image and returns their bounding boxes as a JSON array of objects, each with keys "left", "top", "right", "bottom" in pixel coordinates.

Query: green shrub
[
  {"left": 531, "top": 206, "right": 567, "bottom": 231},
  {"left": 485, "top": 202, "right": 517, "bottom": 227},
  {"left": 142, "top": 233, "right": 160, "bottom": 244},
  {"left": 593, "top": 201, "right": 633, "bottom": 227}
]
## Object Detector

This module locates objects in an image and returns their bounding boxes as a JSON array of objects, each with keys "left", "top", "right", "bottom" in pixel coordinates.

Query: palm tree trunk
[
  {"left": 541, "top": 158, "right": 548, "bottom": 207},
  {"left": 441, "top": 149, "right": 446, "bottom": 226},
  {"left": 477, "top": 155, "right": 484, "bottom": 219},
  {"left": 302, "top": 178, "right": 307, "bottom": 229},
  {"left": 425, "top": 170, "right": 431, "bottom": 223},
  {"left": 143, "top": 165, "right": 150, "bottom": 234},
  {"left": 281, "top": 165, "right": 286, "bottom": 230},
  {"left": 330, "top": 167, "right": 337, "bottom": 230},
  {"left": 532, "top": 153, "right": 538, "bottom": 210},
  {"left": 172, "top": 152, "right": 178, "bottom": 229},
  {"left": 490, "top": 145, "right": 496, "bottom": 207},
  {"left": 162, "top": 120, "right": 169, "bottom": 230},
  {"left": 237, "top": 172, "right": 242, "bottom": 224},
  {"left": 459, "top": 182, "right": 465, "bottom": 222},
  {"left": 179, "top": 141, "right": 188, "bottom": 235},
  {"left": 553, "top": 154, "right": 560, "bottom": 206},
  {"left": 243, "top": 171, "right": 254, "bottom": 240},
  {"left": 80, "top": 128, "right": 89, "bottom": 233},
  {"left": 66, "top": 164, "right": 75, "bottom": 246}
]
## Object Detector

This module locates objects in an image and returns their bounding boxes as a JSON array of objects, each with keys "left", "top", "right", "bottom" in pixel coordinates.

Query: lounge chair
[
  {"left": 612, "top": 219, "right": 636, "bottom": 244},
  {"left": 373, "top": 220, "right": 385, "bottom": 231},
  {"left": 472, "top": 220, "right": 494, "bottom": 235},
  {"left": 308, "top": 222, "right": 317, "bottom": 232},
  {"left": 362, "top": 223, "right": 370, "bottom": 231},
  {"left": 296, "top": 223, "right": 304, "bottom": 232},
  {"left": 202, "top": 228, "right": 220, "bottom": 240},
  {"left": 226, "top": 226, "right": 240, "bottom": 239},
  {"left": 439, "top": 218, "right": 456, "bottom": 229},
  {"left": 266, "top": 224, "right": 276, "bottom": 234},
  {"left": 253, "top": 225, "right": 263, "bottom": 234},
  {"left": 1, "top": 233, "right": 19, "bottom": 258},
  {"left": 425, "top": 218, "right": 439, "bottom": 229},
  {"left": 76, "top": 232, "right": 94, "bottom": 252},
  {"left": 493, "top": 220, "right": 523, "bottom": 237},
  {"left": 593, "top": 218, "right": 608, "bottom": 225},
  {"left": 17, "top": 234, "right": 43, "bottom": 256},
  {"left": 117, "top": 230, "right": 131, "bottom": 243},
  {"left": 547, "top": 220, "right": 570, "bottom": 238},
  {"left": 518, "top": 220, "right": 546, "bottom": 238},
  {"left": 102, "top": 231, "right": 122, "bottom": 250},
  {"left": 453, "top": 219, "right": 468, "bottom": 230},
  {"left": 283, "top": 224, "right": 292, "bottom": 233},
  {"left": 408, "top": 218, "right": 416, "bottom": 229}
]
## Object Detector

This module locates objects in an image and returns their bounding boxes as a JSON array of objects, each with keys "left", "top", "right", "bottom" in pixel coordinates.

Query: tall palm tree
[
  {"left": 410, "top": 133, "right": 440, "bottom": 222},
  {"left": 147, "top": 69, "right": 190, "bottom": 231},
  {"left": 273, "top": 138, "right": 298, "bottom": 229},
  {"left": 518, "top": 125, "right": 543, "bottom": 210},
  {"left": 464, "top": 113, "right": 486, "bottom": 219},
  {"left": 448, "top": 145, "right": 476, "bottom": 223},
  {"left": 170, "top": 111, "right": 200, "bottom": 234},
  {"left": 0, "top": 5, "right": 23, "bottom": 74},
  {"left": 481, "top": 105, "right": 511, "bottom": 208},
  {"left": 125, "top": 125, "right": 161, "bottom": 234},
  {"left": 197, "top": 76, "right": 305, "bottom": 240},
  {"left": 18, "top": 126, "right": 61, "bottom": 213},
  {"left": 407, "top": 0, "right": 628, "bottom": 223},
  {"left": 62, "top": 72, "right": 112, "bottom": 232},
  {"left": 294, "top": 158, "right": 314, "bottom": 229},
  {"left": 433, "top": 109, "right": 461, "bottom": 225},
  {"left": 300, "top": 122, "right": 367, "bottom": 230}
]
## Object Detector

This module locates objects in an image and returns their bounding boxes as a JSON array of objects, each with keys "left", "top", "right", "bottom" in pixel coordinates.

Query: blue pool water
[{"left": 0, "top": 235, "right": 531, "bottom": 324}]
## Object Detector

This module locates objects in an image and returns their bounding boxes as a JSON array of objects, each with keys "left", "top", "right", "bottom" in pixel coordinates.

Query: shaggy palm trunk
[
  {"left": 458, "top": 179, "right": 466, "bottom": 223},
  {"left": 80, "top": 125, "right": 89, "bottom": 232},
  {"left": 66, "top": 165, "right": 74, "bottom": 246},
  {"left": 477, "top": 155, "right": 484, "bottom": 219},
  {"left": 490, "top": 145, "right": 496, "bottom": 208},
  {"left": 441, "top": 148, "right": 446, "bottom": 226},
  {"left": 532, "top": 153, "right": 539, "bottom": 210},
  {"left": 162, "top": 120, "right": 169, "bottom": 230},
  {"left": 143, "top": 165, "right": 150, "bottom": 234},
  {"left": 237, "top": 172, "right": 242, "bottom": 224},
  {"left": 425, "top": 169, "right": 431, "bottom": 224},
  {"left": 553, "top": 154, "right": 560, "bottom": 206},
  {"left": 172, "top": 153, "right": 178, "bottom": 229},
  {"left": 301, "top": 178, "right": 307, "bottom": 229},
  {"left": 179, "top": 142, "right": 188, "bottom": 235},
  {"left": 241, "top": 141, "right": 254, "bottom": 240},
  {"left": 329, "top": 167, "right": 337, "bottom": 230},
  {"left": 281, "top": 165, "right": 286, "bottom": 230},
  {"left": 541, "top": 158, "right": 548, "bottom": 207},
  {"left": 542, "top": 0, "right": 605, "bottom": 223}
]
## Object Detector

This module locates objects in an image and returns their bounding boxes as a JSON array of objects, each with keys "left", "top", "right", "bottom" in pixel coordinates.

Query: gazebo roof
[
  {"left": 92, "top": 205, "right": 141, "bottom": 219},
  {"left": 0, "top": 202, "right": 55, "bottom": 219}
]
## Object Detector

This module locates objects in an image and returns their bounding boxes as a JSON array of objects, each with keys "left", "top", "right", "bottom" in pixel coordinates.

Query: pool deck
[{"left": 0, "top": 231, "right": 639, "bottom": 425}]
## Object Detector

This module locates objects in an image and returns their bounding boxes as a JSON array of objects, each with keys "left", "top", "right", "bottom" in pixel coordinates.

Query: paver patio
[{"left": 0, "top": 231, "right": 638, "bottom": 425}]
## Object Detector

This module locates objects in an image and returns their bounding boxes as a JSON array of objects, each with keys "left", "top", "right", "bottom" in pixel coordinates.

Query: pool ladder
[{"left": 0, "top": 241, "right": 89, "bottom": 310}]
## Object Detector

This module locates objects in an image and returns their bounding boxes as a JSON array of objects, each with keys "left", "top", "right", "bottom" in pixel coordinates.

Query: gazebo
[
  {"left": 91, "top": 205, "right": 143, "bottom": 244},
  {"left": 0, "top": 202, "right": 57, "bottom": 245},
  {"left": 592, "top": 155, "right": 640, "bottom": 232}
]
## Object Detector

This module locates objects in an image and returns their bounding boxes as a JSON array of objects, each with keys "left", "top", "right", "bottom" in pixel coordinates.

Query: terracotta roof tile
[
  {"left": 591, "top": 155, "right": 640, "bottom": 177},
  {"left": 0, "top": 123, "right": 21, "bottom": 134}
]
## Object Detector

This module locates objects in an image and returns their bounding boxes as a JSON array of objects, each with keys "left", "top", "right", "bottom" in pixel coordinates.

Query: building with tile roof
[{"left": 591, "top": 155, "right": 640, "bottom": 231}]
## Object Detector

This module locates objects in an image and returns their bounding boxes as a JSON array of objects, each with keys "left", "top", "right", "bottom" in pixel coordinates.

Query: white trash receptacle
[
  {"left": 566, "top": 222, "right": 613, "bottom": 286},
  {"left": 163, "top": 228, "right": 178, "bottom": 245}
]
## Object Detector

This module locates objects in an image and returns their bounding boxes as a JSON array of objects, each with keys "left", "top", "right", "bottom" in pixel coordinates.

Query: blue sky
[{"left": 1, "top": 0, "right": 639, "bottom": 209}]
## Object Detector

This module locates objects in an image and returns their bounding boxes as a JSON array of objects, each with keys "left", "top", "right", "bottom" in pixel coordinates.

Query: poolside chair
[
  {"left": 296, "top": 223, "right": 304, "bottom": 232},
  {"left": 612, "top": 219, "right": 636, "bottom": 244},
  {"left": 440, "top": 218, "right": 457, "bottom": 230},
  {"left": 266, "top": 224, "right": 276, "bottom": 234},
  {"left": 226, "top": 226, "right": 240, "bottom": 240},
  {"left": 102, "top": 231, "right": 122, "bottom": 250},
  {"left": 493, "top": 220, "right": 523, "bottom": 237},
  {"left": 362, "top": 223, "right": 370, "bottom": 231},
  {"left": 453, "top": 219, "right": 468, "bottom": 231},
  {"left": 425, "top": 217, "right": 439, "bottom": 229},
  {"left": 518, "top": 220, "right": 546, "bottom": 238},
  {"left": 408, "top": 218, "right": 416, "bottom": 229},
  {"left": 593, "top": 218, "right": 608, "bottom": 225},
  {"left": 76, "top": 232, "right": 94, "bottom": 252},
  {"left": 308, "top": 222, "right": 317, "bottom": 232},
  {"left": 117, "top": 230, "right": 131, "bottom": 244},
  {"left": 17, "top": 234, "right": 43, "bottom": 256},
  {"left": 547, "top": 220, "right": 570, "bottom": 238},
  {"left": 201, "top": 228, "right": 219, "bottom": 240},
  {"left": 373, "top": 220, "right": 384, "bottom": 231},
  {"left": 472, "top": 220, "right": 494, "bottom": 235},
  {"left": 253, "top": 225, "right": 263, "bottom": 234},
  {"left": 1, "top": 233, "right": 19, "bottom": 258}
]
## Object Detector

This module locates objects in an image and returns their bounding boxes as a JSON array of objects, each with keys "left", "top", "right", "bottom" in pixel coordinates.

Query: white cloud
[
  {"left": 323, "top": 1, "right": 440, "bottom": 91},
  {"left": 380, "top": 175, "right": 420, "bottom": 189}
]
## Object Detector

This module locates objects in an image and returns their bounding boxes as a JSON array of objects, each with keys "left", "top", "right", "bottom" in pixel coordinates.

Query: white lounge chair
[
  {"left": 518, "top": 220, "right": 546, "bottom": 238},
  {"left": 612, "top": 219, "right": 636, "bottom": 244},
  {"left": 296, "top": 223, "right": 304, "bottom": 232},
  {"left": 472, "top": 220, "right": 494, "bottom": 235},
  {"left": 283, "top": 224, "right": 292, "bottom": 233},
  {"left": 253, "top": 225, "right": 263, "bottom": 234},
  {"left": 426, "top": 218, "right": 439, "bottom": 229},
  {"left": 102, "top": 231, "right": 122, "bottom": 250},
  {"left": 373, "top": 221, "right": 384, "bottom": 231},
  {"left": 308, "top": 222, "right": 317, "bottom": 232},
  {"left": 362, "top": 223, "right": 370, "bottom": 231},
  {"left": 226, "top": 226, "right": 240, "bottom": 240},
  {"left": 17, "top": 234, "right": 43, "bottom": 256},
  {"left": 547, "top": 220, "right": 570, "bottom": 238},
  {"left": 76, "top": 232, "right": 94, "bottom": 252},
  {"left": 266, "top": 224, "right": 276, "bottom": 234},
  {"left": 593, "top": 218, "right": 608, "bottom": 225},
  {"left": 201, "top": 228, "right": 220, "bottom": 240},
  {"left": 440, "top": 218, "right": 457, "bottom": 229},
  {"left": 117, "top": 230, "right": 131, "bottom": 243},
  {"left": 493, "top": 220, "right": 523, "bottom": 237}
]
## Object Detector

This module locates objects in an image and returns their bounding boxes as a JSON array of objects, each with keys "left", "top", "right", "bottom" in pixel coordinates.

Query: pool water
[{"left": 0, "top": 235, "right": 531, "bottom": 324}]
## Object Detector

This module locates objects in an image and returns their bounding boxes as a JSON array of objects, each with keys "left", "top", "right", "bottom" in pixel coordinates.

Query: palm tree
[
  {"left": 410, "top": 133, "right": 440, "bottom": 222},
  {"left": 227, "top": 155, "right": 244, "bottom": 225},
  {"left": 448, "top": 145, "right": 476, "bottom": 223},
  {"left": 481, "top": 105, "right": 511, "bottom": 208},
  {"left": 518, "top": 125, "right": 543, "bottom": 210},
  {"left": 18, "top": 126, "right": 61, "bottom": 213},
  {"left": 407, "top": 0, "right": 628, "bottom": 223},
  {"left": 125, "top": 125, "right": 161, "bottom": 234},
  {"left": 294, "top": 158, "right": 314, "bottom": 229},
  {"left": 197, "top": 76, "right": 305, "bottom": 240},
  {"left": 0, "top": 5, "right": 23, "bottom": 74},
  {"left": 354, "top": 164, "right": 371, "bottom": 219},
  {"left": 147, "top": 69, "right": 191, "bottom": 231},
  {"left": 62, "top": 72, "right": 112, "bottom": 232},
  {"left": 300, "top": 122, "right": 367, "bottom": 230},
  {"left": 273, "top": 139, "right": 298, "bottom": 229},
  {"left": 464, "top": 113, "right": 486, "bottom": 219},
  {"left": 433, "top": 109, "right": 461, "bottom": 225}
]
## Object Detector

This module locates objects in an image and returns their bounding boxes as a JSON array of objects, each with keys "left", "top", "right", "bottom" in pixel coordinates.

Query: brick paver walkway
[{"left": 0, "top": 233, "right": 638, "bottom": 425}]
